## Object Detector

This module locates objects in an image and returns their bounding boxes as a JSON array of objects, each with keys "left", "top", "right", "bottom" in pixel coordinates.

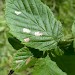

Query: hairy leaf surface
[{"left": 6, "top": 0, "right": 63, "bottom": 51}]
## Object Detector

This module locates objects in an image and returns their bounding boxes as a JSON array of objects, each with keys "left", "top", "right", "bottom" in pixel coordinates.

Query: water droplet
[
  {"left": 15, "top": 11, "right": 21, "bottom": 15},
  {"left": 15, "top": 60, "right": 23, "bottom": 63},
  {"left": 23, "top": 28, "right": 31, "bottom": 33},
  {"left": 24, "top": 38, "right": 30, "bottom": 42},
  {"left": 34, "top": 31, "right": 43, "bottom": 36}
]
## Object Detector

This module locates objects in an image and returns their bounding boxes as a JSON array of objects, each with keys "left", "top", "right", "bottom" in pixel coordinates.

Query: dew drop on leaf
[
  {"left": 15, "top": 11, "right": 21, "bottom": 15},
  {"left": 34, "top": 31, "right": 43, "bottom": 36},
  {"left": 15, "top": 60, "right": 23, "bottom": 64},
  {"left": 24, "top": 38, "right": 30, "bottom": 42},
  {"left": 23, "top": 28, "right": 31, "bottom": 33}
]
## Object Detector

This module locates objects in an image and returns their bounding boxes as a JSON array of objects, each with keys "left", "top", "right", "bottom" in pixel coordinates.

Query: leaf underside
[{"left": 6, "top": 0, "right": 63, "bottom": 51}]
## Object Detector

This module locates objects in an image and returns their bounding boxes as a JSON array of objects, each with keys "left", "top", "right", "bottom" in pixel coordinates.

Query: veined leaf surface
[
  {"left": 6, "top": 0, "right": 63, "bottom": 51},
  {"left": 12, "top": 47, "right": 33, "bottom": 72},
  {"left": 32, "top": 56, "right": 67, "bottom": 75}
]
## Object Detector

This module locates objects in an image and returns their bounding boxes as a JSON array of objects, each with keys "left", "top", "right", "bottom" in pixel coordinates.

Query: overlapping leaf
[
  {"left": 6, "top": 0, "right": 63, "bottom": 51},
  {"left": 12, "top": 47, "right": 34, "bottom": 72},
  {"left": 32, "top": 56, "right": 67, "bottom": 75}
]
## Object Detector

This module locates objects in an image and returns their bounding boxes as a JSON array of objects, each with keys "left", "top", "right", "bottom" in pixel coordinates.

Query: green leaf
[
  {"left": 8, "top": 37, "right": 24, "bottom": 50},
  {"left": 72, "top": 21, "right": 75, "bottom": 49},
  {"left": 53, "top": 55, "right": 75, "bottom": 75},
  {"left": 32, "top": 56, "right": 67, "bottom": 75},
  {"left": 6, "top": 0, "right": 63, "bottom": 51},
  {"left": 72, "top": 21, "right": 75, "bottom": 37},
  {"left": 51, "top": 47, "right": 64, "bottom": 57},
  {"left": 12, "top": 47, "right": 35, "bottom": 72},
  {"left": 73, "top": 39, "right": 75, "bottom": 49}
]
